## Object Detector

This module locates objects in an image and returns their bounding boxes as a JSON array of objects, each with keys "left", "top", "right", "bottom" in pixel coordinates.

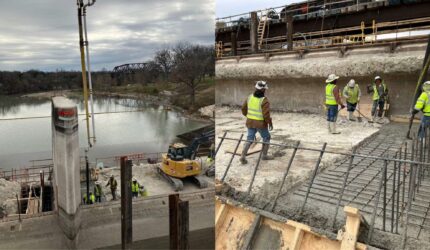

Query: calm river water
[{"left": 0, "top": 95, "right": 206, "bottom": 170}]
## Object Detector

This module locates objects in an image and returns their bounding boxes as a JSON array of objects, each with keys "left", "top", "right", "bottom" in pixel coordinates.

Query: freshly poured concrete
[{"left": 215, "top": 106, "right": 380, "bottom": 198}]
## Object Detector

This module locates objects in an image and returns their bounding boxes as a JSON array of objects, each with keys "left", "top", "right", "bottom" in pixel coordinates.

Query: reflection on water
[{"left": 0, "top": 95, "right": 206, "bottom": 170}]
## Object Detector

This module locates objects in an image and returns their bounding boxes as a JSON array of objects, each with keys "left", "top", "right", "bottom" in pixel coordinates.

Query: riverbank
[{"left": 17, "top": 79, "right": 215, "bottom": 120}]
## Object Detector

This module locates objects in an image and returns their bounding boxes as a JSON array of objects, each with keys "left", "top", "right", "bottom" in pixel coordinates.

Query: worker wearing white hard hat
[
  {"left": 412, "top": 81, "right": 430, "bottom": 138},
  {"left": 342, "top": 79, "right": 361, "bottom": 121},
  {"left": 367, "top": 76, "right": 388, "bottom": 122},
  {"left": 325, "top": 74, "right": 345, "bottom": 134},
  {"left": 240, "top": 80, "right": 274, "bottom": 164}
]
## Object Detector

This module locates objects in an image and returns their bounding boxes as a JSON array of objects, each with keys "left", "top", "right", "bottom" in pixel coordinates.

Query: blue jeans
[
  {"left": 326, "top": 105, "right": 338, "bottom": 122},
  {"left": 247, "top": 127, "right": 271, "bottom": 143},
  {"left": 371, "top": 100, "right": 385, "bottom": 117},
  {"left": 419, "top": 115, "right": 430, "bottom": 139}
]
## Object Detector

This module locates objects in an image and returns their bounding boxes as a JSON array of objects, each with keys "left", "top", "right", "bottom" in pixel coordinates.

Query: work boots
[
  {"left": 331, "top": 122, "right": 341, "bottom": 134},
  {"left": 348, "top": 112, "right": 356, "bottom": 121},
  {"left": 240, "top": 142, "right": 252, "bottom": 164},
  {"left": 262, "top": 144, "right": 275, "bottom": 160}
]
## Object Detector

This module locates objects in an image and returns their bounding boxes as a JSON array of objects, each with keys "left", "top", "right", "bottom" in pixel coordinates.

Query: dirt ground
[
  {"left": 215, "top": 106, "right": 381, "bottom": 197},
  {"left": 95, "top": 158, "right": 214, "bottom": 200}
]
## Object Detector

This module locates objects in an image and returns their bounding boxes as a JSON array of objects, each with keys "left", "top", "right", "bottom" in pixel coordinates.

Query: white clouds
[{"left": 0, "top": 0, "right": 214, "bottom": 71}]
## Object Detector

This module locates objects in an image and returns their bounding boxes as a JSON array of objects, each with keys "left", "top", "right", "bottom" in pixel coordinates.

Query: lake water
[{"left": 0, "top": 95, "right": 207, "bottom": 170}]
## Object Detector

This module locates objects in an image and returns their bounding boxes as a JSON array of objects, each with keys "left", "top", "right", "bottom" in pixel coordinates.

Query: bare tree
[
  {"left": 154, "top": 48, "right": 174, "bottom": 80},
  {"left": 171, "top": 42, "right": 214, "bottom": 106}
]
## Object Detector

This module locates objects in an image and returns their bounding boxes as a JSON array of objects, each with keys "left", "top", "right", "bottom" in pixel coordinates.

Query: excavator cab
[{"left": 167, "top": 143, "right": 187, "bottom": 161}]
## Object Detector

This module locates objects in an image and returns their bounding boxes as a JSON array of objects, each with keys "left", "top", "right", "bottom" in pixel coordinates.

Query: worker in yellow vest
[
  {"left": 131, "top": 177, "right": 140, "bottom": 198},
  {"left": 83, "top": 192, "right": 95, "bottom": 205},
  {"left": 412, "top": 81, "right": 430, "bottom": 138},
  {"left": 240, "top": 81, "right": 274, "bottom": 164},
  {"left": 325, "top": 74, "right": 345, "bottom": 134},
  {"left": 342, "top": 79, "right": 361, "bottom": 121},
  {"left": 367, "top": 76, "right": 388, "bottom": 122}
]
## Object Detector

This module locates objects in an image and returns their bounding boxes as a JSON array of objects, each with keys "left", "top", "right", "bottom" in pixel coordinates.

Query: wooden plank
[
  {"left": 240, "top": 214, "right": 262, "bottom": 250},
  {"left": 340, "top": 206, "right": 362, "bottom": 250}
]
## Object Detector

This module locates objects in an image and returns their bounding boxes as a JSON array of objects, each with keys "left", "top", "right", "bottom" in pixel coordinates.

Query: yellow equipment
[{"left": 158, "top": 131, "right": 214, "bottom": 191}]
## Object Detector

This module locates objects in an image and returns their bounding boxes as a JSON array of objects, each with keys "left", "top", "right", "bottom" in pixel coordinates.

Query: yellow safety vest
[
  {"left": 415, "top": 92, "right": 430, "bottom": 116},
  {"left": 372, "top": 83, "right": 387, "bottom": 101},
  {"left": 325, "top": 83, "right": 337, "bottom": 105},
  {"left": 132, "top": 182, "right": 140, "bottom": 193},
  {"left": 343, "top": 85, "right": 360, "bottom": 104},
  {"left": 246, "top": 95, "right": 265, "bottom": 121}
]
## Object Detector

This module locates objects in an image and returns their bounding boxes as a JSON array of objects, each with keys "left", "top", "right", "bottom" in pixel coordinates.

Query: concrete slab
[{"left": 215, "top": 106, "right": 380, "bottom": 201}]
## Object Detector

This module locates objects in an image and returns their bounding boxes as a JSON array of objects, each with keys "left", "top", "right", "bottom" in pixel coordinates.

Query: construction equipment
[{"left": 158, "top": 130, "right": 215, "bottom": 191}]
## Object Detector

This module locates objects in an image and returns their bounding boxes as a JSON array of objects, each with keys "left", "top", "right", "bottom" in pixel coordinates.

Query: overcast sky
[{"left": 0, "top": 0, "right": 214, "bottom": 72}]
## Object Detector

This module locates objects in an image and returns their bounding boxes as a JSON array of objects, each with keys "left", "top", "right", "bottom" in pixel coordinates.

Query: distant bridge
[{"left": 112, "top": 63, "right": 149, "bottom": 74}]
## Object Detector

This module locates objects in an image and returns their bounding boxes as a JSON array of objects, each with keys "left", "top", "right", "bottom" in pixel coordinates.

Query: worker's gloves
[
  {"left": 269, "top": 123, "right": 273, "bottom": 131},
  {"left": 344, "top": 95, "right": 350, "bottom": 99},
  {"left": 340, "top": 104, "right": 346, "bottom": 109},
  {"left": 411, "top": 109, "right": 419, "bottom": 116}
]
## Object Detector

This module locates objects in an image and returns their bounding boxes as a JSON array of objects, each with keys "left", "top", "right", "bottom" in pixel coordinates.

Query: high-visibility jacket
[
  {"left": 325, "top": 83, "right": 337, "bottom": 105},
  {"left": 372, "top": 83, "right": 387, "bottom": 101},
  {"left": 415, "top": 92, "right": 430, "bottom": 116},
  {"left": 132, "top": 182, "right": 140, "bottom": 193},
  {"left": 84, "top": 193, "right": 95, "bottom": 204},
  {"left": 94, "top": 185, "right": 102, "bottom": 196},
  {"left": 343, "top": 85, "right": 360, "bottom": 104},
  {"left": 246, "top": 95, "right": 265, "bottom": 121}
]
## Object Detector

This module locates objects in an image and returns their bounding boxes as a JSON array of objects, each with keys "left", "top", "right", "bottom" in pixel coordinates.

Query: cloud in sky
[{"left": 0, "top": 0, "right": 214, "bottom": 71}]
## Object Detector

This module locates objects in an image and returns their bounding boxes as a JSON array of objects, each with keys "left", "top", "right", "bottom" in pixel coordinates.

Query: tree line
[{"left": 0, "top": 42, "right": 214, "bottom": 105}]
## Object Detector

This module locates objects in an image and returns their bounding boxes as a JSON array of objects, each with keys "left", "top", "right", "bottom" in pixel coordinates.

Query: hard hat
[
  {"left": 348, "top": 79, "right": 355, "bottom": 88},
  {"left": 423, "top": 81, "right": 430, "bottom": 92},
  {"left": 255, "top": 80, "right": 268, "bottom": 90},
  {"left": 95, "top": 181, "right": 101, "bottom": 185},
  {"left": 326, "top": 74, "right": 339, "bottom": 83},
  {"left": 132, "top": 177, "right": 137, "bottom": 181},
  {"left": 374, "top": 76, "right": 382, "bottom": 81}
]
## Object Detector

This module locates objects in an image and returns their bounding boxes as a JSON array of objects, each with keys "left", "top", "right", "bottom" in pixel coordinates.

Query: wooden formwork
[{"left": 215, "top": 198, "right": 367, "bottom": 250}]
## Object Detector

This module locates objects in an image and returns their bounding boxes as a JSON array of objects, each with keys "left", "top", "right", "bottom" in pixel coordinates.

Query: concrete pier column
[
  {"left": 52, "top": 96, "right": 81, "bottom": 248},
  {"left": 250, "top": 11, "right": 259, "bottom": 53}
]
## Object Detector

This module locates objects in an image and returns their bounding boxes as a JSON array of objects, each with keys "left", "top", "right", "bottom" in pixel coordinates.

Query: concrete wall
[
  {"left": 0, "top": 190, "right": 214, "bottom": 249},
  {"left": 216, "top": 42, "right": 427, "bottom": 115}
]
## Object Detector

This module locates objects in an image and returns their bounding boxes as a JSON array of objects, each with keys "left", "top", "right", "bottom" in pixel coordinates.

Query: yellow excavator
[{"left": 158, "top": 130, "right": 214, "bottom": 191}]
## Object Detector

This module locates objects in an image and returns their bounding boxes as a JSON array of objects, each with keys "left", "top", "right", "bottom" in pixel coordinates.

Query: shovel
[
  {"left": 356, "top": 103, "right": 363, "bottom": 122},
  {"left": 356, "top": 106, "right": 373, "bottom": 123}
]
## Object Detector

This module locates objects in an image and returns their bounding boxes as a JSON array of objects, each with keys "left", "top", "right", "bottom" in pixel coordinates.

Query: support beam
[
  {"left": 286, "top": 15, "right": 293, "bottom": 51},
  {"left": 121, "top": 157, "right": 133, "bottom": 250},
  {"left": 169, "top": 194, "right": 190, "bottom": 250},
  {"left": 231, "top": 31, "right": 237, "bottom": 56},
  {"left": 250, "top": 12, "right": 258, "bottom": 53}
]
